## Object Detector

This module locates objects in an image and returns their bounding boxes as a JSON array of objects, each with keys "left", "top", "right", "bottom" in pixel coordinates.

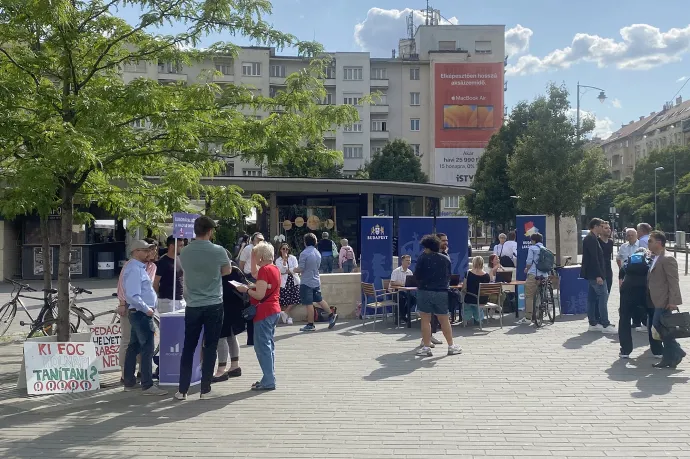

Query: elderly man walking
[{"left": 617, "top": 228, "right": 645, "bottom": 331}]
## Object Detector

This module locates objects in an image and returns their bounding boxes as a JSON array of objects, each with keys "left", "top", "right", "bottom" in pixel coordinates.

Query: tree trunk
[
  {"left": 40, "top": 215, "right": 52, "bottom": 298},
  {"left": 554, "top": 214, "right": 562, "bottom": 266},
  {"left": 56, "top": 189, "right": 74, "bottom": 341}
]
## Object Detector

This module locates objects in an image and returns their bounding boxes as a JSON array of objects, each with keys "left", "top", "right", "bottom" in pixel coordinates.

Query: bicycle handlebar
[
  {"left": 4, "top": 278, "right": 36, "bottom": 292},
  {"left": 70, "top": 286, "right": 92, "bottom": 295}
]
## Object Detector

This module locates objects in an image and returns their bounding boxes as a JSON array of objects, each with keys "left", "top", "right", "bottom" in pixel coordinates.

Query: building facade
[{"left": 121, "top": 23, "right": 506, "bottom": 213}]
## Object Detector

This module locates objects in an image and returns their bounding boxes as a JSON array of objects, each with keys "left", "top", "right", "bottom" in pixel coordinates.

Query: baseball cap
[{"left": 130, "top": 240, "right": 155, "bottom": 254}]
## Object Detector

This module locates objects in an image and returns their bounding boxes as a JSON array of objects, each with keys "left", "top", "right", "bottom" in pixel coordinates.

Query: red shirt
[{"left": 252, "top": 264, "right": 281, "bottom": 322}]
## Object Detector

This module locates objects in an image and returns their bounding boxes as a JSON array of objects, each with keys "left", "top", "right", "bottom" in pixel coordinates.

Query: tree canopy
[
  {"left": 363, "top": 139, "right": 428, "bottom": 183},
  {"left": 267, "top": 144, "right": 343, "bottom": 178},
  {"left": 0, "top": 0, "right": 358, "bottom": 339}
]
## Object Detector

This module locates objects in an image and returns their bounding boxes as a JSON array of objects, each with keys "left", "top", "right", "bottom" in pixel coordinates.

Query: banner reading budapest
[{"left": 434, "top": 62, "right": 504, "bottom": 187}]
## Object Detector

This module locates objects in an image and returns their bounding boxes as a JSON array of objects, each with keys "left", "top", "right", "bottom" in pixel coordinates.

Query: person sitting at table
[
  {"left": 463, "top": 256, "right": 490, "bottom": 326},
  {"left": 488, "top": 254, "right": 504, "bottom": 282},
  {"left": 390, "top": 255, "right": 414, "bottom": 324}
]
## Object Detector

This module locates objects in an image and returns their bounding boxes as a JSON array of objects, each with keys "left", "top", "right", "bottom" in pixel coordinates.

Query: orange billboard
[{"left": 434, "top": 62, "right": 504, "bottom": 149}]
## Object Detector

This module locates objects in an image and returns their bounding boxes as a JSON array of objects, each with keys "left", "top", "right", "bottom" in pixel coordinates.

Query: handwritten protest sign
[
  {"left": 23, "top": 342, "right": 100, "bottom": 395},
  {"left": 90, "top": 324, "right": 121, "bottom": 372}
]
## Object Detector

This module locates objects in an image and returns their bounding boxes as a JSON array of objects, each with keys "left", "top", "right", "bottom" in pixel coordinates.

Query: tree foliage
[
  {"left": 267, "top": 144, "right": 343, "bottom": 178},
  {"left": 0, "top": 0, "right": 358, "bottom": 339},
  {"left": 508, "top": 83, "right": 606, "bottom": 259},
  {"left": 363, "top": 139, "right": 428, "bottom": 183}
]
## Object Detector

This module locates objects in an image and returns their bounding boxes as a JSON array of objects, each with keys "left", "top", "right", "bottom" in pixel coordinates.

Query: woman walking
[
  {"left": 275, "top": 243, "right": 300, "bottom": 325},
  {"left": 338, "top": 238, "right": 357, "bottom": 273}
]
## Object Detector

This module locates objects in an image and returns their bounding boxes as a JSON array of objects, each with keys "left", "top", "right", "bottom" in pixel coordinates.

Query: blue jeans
[
  {"left": 320, "top": 255, "right": 334, "bottom": 274},
  {"left": 342, "top": 259, "right": 354, "bottom": 273},
  {"left": 652, "top": 308, "right": 685, "bottom": 362},
  {"left": 587, "top": 279, "right": 610, "bottom": 327},
  {"left": 254, "top": 313, "right": 280, "bottom": 388},
  {"left": 123, "top": 311, "right": 155, "bottom": 390}
]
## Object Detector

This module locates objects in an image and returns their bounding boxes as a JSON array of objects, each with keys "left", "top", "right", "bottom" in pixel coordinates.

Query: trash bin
[
  {"left": 558, "top": 265, "right": 589, "bottom": 314},
  {"left": 97, "top": 252, "right": 115, "bottom": 279}
]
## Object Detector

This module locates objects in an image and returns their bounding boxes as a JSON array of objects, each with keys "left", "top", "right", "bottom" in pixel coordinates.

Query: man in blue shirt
[
  {"left": 122, "top": 240, "right": 167, "bottom": 395},
  {"left": 295, "top": 233, "right": 337, "bottom": 332},
  {"left": 518, "top": 233, "right": 550, "bottom": 325}
]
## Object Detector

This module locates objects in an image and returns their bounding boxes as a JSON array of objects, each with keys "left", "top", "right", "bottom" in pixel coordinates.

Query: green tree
[
  {"left": 268, "top": 144, "right": 343, "bottom": 178},
  {"left": 508, "top": 83, "right": 606, "bottom": 261},
  {"left": 364, "top": 139, "right": 428, "bottom": 183},
  {"left": 0, "top": 0, "right": 358, "bottom": 340},
  {"left": 466, "top": 102, "right": 533, "bottom": 225}
]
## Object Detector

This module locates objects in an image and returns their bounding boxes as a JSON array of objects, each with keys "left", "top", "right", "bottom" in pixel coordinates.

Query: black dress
[{"left": 221, "top": 265, "right": 254, "bottom": 345}]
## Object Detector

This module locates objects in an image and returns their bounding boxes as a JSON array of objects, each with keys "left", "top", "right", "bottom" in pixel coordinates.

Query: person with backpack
[
  {"left": 338, "top": 238, "right": 357, "bottom": 273},
  {"left": 518, "top": 232, "right": 553, "bottom": 325}
]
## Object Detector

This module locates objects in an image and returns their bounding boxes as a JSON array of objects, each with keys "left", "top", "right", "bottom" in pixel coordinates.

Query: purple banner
[
  {"left": 173, "top": 212, "right": 200, "bottom": 239},
  {"left": 158, "top": 313, "right": 202, "bottom": 387}
]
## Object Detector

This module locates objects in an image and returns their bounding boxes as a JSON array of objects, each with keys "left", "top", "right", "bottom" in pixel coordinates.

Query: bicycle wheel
[
  {"left": 27, "top": 318, "right": 77, "bottom": 340},
  {"left": 153, "top": 315, "right": 161, "bottom": 356},
  {"left": 533, "top": 288, "right": 544, "bottom": 328},
  {"left": 0, "top": 302, "right": 17, "bottom": 336},
  {"left": 547, "top": 284, "right": 556, "bottom": 324}
]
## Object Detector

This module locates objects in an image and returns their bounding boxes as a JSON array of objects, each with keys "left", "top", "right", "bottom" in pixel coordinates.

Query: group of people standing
[{"left": 582, "top": 218, "right": 684, "bottom": 368}]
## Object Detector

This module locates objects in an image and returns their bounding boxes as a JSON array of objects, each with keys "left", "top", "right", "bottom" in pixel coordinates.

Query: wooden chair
[
  {"left": 361, "top": 282, "right": 398, "bottom": 330},
  {"left": 462, "top": 283, "right": 504, "bottom": 329}
]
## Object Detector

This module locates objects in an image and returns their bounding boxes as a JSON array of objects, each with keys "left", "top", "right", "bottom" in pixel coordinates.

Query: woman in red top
[{"left": 235, "top": 242, "right": 281, "bottom": 390}]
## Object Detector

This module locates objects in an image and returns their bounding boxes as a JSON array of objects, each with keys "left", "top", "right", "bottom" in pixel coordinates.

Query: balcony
[
  {"left": 269, "top": 76, "right": 287, "bottom": 86},
  {"left": 370, "top": 130, "right": 390, "bottom": 140},
  {"left": 324, "top": 78, "right": 336, "bottom": 87},
  {"left": 323, "top": 130, "right": 336, "bottom": 139},
  {"left": 370, "top": 104, "right": 389, "bottom": 114},
  {"left": 370, "top": 79, "right": 389, "bottom": 89},
  {"left": 213, "top": 73, "right": 234, "bottom": 83}
]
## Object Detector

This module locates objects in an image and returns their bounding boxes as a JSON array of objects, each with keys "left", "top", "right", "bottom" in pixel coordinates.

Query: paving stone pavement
[{"left": 2, "top": 255, "right": 690, "bottom": 458}]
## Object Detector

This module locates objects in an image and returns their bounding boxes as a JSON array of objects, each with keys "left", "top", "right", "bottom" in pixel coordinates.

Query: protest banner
[
  {"left": 23, "top": 341, "right": 100, "bottom": 395},
  {"left": 89, "top": 324, "right": 121, "bottom": 372}
]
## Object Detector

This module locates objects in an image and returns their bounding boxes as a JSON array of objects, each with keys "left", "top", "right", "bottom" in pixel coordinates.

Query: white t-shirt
[
  {"left": 391, "top": 266, "right": 413, "bottom": 287},
  {"left": 239, "top": 243, "right": 253, "bottom": 274},
  {"left": 275, "top": 255, "right": 300, "bottom": 288}
]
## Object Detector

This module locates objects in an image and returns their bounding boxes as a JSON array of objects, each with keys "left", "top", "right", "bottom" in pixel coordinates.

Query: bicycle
[
  {"left": 1, "top": 278, "right": 61, "bottom": 337},
  {"left": 25, "top": 284, "right": 95, "bottom": 339},
  {"left": 532, "top": 273, "right": 556, "bottom": 328}
]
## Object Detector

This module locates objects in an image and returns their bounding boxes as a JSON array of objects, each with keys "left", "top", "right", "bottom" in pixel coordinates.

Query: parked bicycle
[
  {"left": 533, "top": 273, "right": 557, "bottom": 328},
  {"left": 0, "top": 278, "right": 58, "bottom": 337},
  {"left": 25, "top": 284, "right": 94, "bottom": 339}
]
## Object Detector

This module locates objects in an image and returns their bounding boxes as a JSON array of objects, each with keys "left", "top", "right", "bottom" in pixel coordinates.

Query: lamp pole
[
  {"left": 655, "top": 166, "right": 665, "bottom": 228},
  {"left": 576, "top": 82, "right": 607, "bottom": 140}
]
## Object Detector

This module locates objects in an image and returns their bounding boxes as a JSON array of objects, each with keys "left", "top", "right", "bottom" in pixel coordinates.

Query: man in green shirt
[{"left": 174, "top": 216, "right": 231, "bottom": 401}]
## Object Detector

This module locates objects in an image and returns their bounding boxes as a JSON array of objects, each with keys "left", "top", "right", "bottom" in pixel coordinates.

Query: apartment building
[
  {"left": 604, "top": 96, "right": 690, "bottom": 179},
  {"left": 121, "top": 21, "right": 505, "bottom": 212}
]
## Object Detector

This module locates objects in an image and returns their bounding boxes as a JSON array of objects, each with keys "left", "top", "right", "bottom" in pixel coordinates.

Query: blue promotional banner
[
  {"left": 158, "top": 313, "right": 203, "bottom": 387},
  {"left": 558, "top": 266, "right": 588, "bottom": 314},
  {"left": 397, "top": 217, "right": 434, "bottom": 271},
  {"left": 360, "top": 217, "right": 393, "bottom": 316},
  {"left": 516, "top": 215, "right": 547, "bottom": 281},
  {"left": 172, "top": 212, "right": 200, "bottom": 239},
  {"left": 435, "top": 216, "right": 469, "bottom": 278}
]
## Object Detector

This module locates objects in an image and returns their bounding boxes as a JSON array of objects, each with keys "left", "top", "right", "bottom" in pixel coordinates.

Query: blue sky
[{"left": 119, "top": 0, "right": 690, "bottom": 139}]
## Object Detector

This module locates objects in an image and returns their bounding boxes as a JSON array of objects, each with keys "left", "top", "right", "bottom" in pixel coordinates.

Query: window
[
  {"left": 375, "top": 93, "right": 387, "bottom": 105},
  {"left": 242, "top": 62, "right": 261, "bottom": 76},
  {"left": 372, "top": 146, "right": 383, "bottom": 154},
  {"left": 411, "top": 144, "right": 421, "bottom": 156},
  {"left": 371, "top": 68, "right": 387, "bottom": 80},
  {"left": 325, "top": 65, "right": 336, "bottom": 79},
  {"left": 443, "top": 196, "right": 460, "bottom": 209},
  {"left": 270, "top": 64, "right": 286, "bottom": 78},
  {"left": 410, "top": 118, "right": 420, "bottom": 131},
  {"left": 410, "top": 92, "right": 420, "bottom": 106},
  {"left": 371, "top": 120, "right": 387, "bottom": 132},
  {"left": 344, "top": 122, "right": 363, "bottom": 133},
  {"left": 131, "top": 118, "right": 147, "bottom": 129},
  {"left": 214, "top": 58, "right": 233, "bottom": 75},
  {"left": 269, "top": 87, "right": 278, "bottom": 98},
  {"left": 343, "top": 95, "right": 362, "bottom": 106},
  {"left": 242, "top": 168, "right": 262, "bottom": 177},
  {"left": 438, "top": 40, "right": 456, "bottom": 51},
  {"left": 343, "top": 66, "right": 363, "bottom": 80},
  {"left": 475, "top": 40, "right": 492, "bottom": 54},
  {"left": 410, "top": 68, "right": 420, "bottom": 80},
  {"left": 322, "top": 93, "right": 333, "bottom": 105},
  {"left": 222, "top": 162, "right": 235, "bottom": 177},
  {"left": 124, "top": 61, "right": 147, "bottom": 73},
  {"left": 343, "top": 145, "right": 363, "bottom": 158},
  {"left": 343, "top": 171, "right": 357, "bottom": 178},
  {"left": 158, "top": 61, "right": 182, "bottom": 74}
]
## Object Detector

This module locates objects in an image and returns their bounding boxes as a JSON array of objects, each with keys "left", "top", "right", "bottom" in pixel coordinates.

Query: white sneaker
[
  {"left": 279, "top": 311, "right": 288, "bottom": 323},
  {"left": 515, "top": 318, "right": 529, "bottom": 325},
  {"left": 619, "top": 353, "right": 630, "bottom": 359},
  {"left": 416, "top": 346, "right": 433, "bottom": 357},
  {"left": 588, "top": 324, "right": 604, "bottom": 332},
  {"left": 602, "top": 325, "right": 617, "bottom": 334},
  {"left": 447, "top": 344, "right": 463, "bottom": 355},
  {"left": 286, "top": 317, "right": 293, "bottom": 325},
  {"left": 430, "top": 334, "right": 443, "bottom": 345},
  {"left": 635, "top": 326, "right": 647, "bottom": 332},
  {"left": 420, "top": 339, "right": 435, "bottom": 348},
  {"left": 200, "top": 390, "right": 218, "bottom": 400},
  {"left": 174, "top": 391, "right": 187, "bottom": 401},
  {"left": 142, "top": 386, "right": 168, "bottom": 396}
]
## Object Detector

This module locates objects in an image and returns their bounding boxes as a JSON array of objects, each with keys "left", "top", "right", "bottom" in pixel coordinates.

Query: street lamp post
[
  {"left": 576, "top": 82, "right": 607, "bottom": 140},
  {"left": 655, "top": 166, "right": 665, "bottom": 228}
]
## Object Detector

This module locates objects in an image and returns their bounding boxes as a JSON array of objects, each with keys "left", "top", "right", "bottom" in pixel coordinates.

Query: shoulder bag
[{"left": 242, "top": 273, "right": 280, "bottom": 321}]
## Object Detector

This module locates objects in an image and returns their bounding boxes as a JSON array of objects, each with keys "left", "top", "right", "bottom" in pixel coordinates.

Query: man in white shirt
[
  {"left": 390, "top": 255, "right": 413, "bottom": 288},
  {"left": 617, "top": 228, "right": 640, "bottom": 269},
  {"left": 238, "top": 232, "right": 264, "bottom": 281}
]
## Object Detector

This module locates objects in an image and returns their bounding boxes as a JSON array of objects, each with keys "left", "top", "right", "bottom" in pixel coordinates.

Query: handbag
[
  {"left": 498, "top": 244, "right": 515, "bottom": 268},
  {"left": 241, "top": 276, "right": 279, "bottom": 321},
  {"left": 659, "top": 311, "right": 690, "bottom": 339}
]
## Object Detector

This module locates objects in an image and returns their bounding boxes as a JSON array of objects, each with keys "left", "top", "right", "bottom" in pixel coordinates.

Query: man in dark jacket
[{"left": 581, "top": 218, "right": 616, "bottom": 334}]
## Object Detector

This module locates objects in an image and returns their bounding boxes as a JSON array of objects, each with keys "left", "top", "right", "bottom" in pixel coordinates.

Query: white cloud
[
  {"left": 354, "top": 8, "right": 458, "bottom": 56},
  {"left": 678, "top": 76, "right": 688, "bottom": 82},
  {"left": 507, "top": 23, "right": 690, "bottom": 76},
  {"left": 505, "top": 24, "right": 533, "bottom": 56},
  {"left": 570, "top": 108, "right": 615, "bottom": 139},
  {"left": 611, "top": 98, "right": 622, "bottom": 109}
]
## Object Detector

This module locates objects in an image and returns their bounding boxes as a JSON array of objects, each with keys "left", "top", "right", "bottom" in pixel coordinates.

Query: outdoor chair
[
  {"left": 462, "top": 283, "right": 504, "bottom": 330},
  {"left": 361, "top": 282, "right": 398, "bottom": 330}
]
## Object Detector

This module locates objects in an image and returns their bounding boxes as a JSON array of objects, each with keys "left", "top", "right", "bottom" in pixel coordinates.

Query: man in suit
[
  {"left": 647, "top": 231, "right": 685, "bottom": 368},
  {"left": 581, "top": 218, "right": 616, "bottom": 333}
]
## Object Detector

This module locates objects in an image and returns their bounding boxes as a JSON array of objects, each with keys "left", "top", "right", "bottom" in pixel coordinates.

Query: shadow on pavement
[
  {"left": 605, "top": 357, "right": 689, "bottom": 398},
  {"left": 362, "top": 349, "right": 445, "bottom": 381}
]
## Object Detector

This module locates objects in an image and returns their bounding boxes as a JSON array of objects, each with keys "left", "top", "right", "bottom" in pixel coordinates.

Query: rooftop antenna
[
  {"left": 406, "top": 11, "right": 414, "bottom": 39},
  {"left": 425, "top": 0, "right": 430, "bottom": 25}
]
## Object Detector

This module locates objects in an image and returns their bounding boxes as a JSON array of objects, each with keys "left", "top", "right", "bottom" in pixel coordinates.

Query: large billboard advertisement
[{"left": 434, "top": 62, "right": 504, "bottom": 186}]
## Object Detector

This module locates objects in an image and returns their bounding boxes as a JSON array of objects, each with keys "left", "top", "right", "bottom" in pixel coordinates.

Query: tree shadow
[{"left": 363, "top": 349, "right": 446, "bottom": 381}]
